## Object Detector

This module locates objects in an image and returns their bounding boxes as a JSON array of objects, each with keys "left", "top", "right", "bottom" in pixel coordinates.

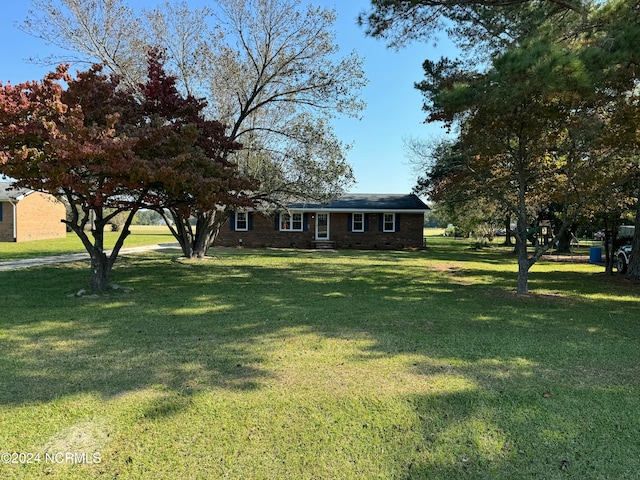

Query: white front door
[{"left": 316, "top": 213, "right": 330, "bottom": 240}]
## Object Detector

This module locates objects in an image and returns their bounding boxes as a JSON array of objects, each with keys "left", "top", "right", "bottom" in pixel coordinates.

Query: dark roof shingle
[
  {"left": 288, "top": 194, "right": 429, "bottom": 211},
  {"left": 0, "top": 182, "right": 34, "bottom": 201}
]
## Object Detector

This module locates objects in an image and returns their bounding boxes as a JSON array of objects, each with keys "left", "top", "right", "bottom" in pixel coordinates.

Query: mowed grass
[
  {"left": 1, "top": 239, "right": 639, "bottom": 479},
  {"left": 0, "top": 226, "right": 176, "bottom": 260}
]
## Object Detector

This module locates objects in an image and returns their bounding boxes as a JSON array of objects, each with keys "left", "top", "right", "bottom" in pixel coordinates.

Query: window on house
[
  {"left": 0, "top": 203, "right": 3, "bottom": 222},
  {"left": 383, "top": 213, "right": 396, "bottom": 232},
  {"left": 352, "top": 212, "right": 364, "bottom": 232},
  {"left": 235, "top": 212, "right": 248, "bottom": 231},
  {"left": 280, "top": 212, "right": 303, "bottom": 231}
]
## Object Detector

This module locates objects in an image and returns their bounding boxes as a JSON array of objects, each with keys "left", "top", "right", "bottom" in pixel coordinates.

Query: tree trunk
[
  {"left": 555, "top": 227, "right": 572, "bottom": 254},
  {"left": 163, "top": 208, "right": 195, "bottom": 258},
  {"left": 515, "top": 168, "right": 530, "bottom": 295},
  {"left": 504, "top": 216, "right": 513, "bottom": 246},
  {"left": 192, "top": 212, "right": 212, "bottom": 258},
  {"left": 627, "top": 183, "right": 640, "bottom": 280},
  {"left": 515, "top": 220, "right": 530, "bottom": 295},
  {"left": 517, "top": 250, "right": 530, "bottom": 295},
  {"left": 166, "top": 209, "right": 229, "bottom": 259},
  {"left": 603, "top": 221, "right": 614, "bottom": 275},
  {"left": 192, "top": 211, "right": 229, "bottom": 258},
  {"left": 65, "top": 206, "right": 137, "bottom": 292},
  {"left": 90, "top": 251, "right": 111, "bottom": 292}
]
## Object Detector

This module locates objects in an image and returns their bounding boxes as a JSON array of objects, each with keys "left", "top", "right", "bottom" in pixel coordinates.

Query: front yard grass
[
  {"left": 1, "top": 240, "right": 639, "bottom": 479},
  {"left": 0, "top": 226, "right": 176, "bottom": 260}
]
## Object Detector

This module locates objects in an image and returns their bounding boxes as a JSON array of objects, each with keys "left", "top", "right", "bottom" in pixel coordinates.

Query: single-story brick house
[
  {"left": 0, "top": 182, "right": 67, "bottom": 242},
  {"left": 216, "top": 194, "right": 430, "bottom": 250}
]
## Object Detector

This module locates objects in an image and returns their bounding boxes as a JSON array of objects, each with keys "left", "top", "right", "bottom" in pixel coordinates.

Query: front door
[{"left": 316, "top": 213, "right": 330, "bottom": 240}]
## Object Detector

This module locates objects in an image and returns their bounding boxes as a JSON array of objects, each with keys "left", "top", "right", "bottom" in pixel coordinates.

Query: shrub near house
[
  {"left": 217, "top": 194, "right": 430, "bottom": 250},
  {"left": 0, "top": 182, "right": 66, "bottom": 242}
]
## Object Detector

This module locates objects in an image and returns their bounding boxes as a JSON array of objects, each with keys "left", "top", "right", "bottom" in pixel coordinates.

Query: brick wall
[
  {"left": 329, "top": 212, "right": 425, "bottom": 249},
  {"left": 15, "top": 192, "right": 67, "bottom": 242},
  {"left": 0, "top": 202, "right": 15, "bottom": 242},
  {"left": 218, "top": 213, "right": 314, "bottom": 249},
  {"left": 216, "top": 212, "right": 425, "bottom": 250}
]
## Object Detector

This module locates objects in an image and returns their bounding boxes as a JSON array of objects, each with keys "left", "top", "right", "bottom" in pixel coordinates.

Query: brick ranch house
[
  {"left": 0, "top": 182, "right": 67, "bottom": 242},
  {"left": 216, "top": 194, "right": 430, "bottom": 250}
]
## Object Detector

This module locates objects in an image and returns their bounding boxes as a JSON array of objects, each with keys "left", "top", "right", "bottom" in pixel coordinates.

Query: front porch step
[{"left": 312, "top": 241, "right": 335, "bottom": 250}]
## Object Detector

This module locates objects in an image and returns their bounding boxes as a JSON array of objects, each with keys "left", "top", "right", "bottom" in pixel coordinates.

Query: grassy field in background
[
  {"left": 0, "top": 226, "right": 175, "bottom": 260},
  {"left": 0, "top": 226, "right": 605, "bottom": 261},
  {"left": 1, "top": 236, "right": 639, "bottom": 479}
]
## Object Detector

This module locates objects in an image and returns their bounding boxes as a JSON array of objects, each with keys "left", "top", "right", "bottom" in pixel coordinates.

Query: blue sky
[{"left": 0, "top": 0, "right": 455, "bottom": 195}]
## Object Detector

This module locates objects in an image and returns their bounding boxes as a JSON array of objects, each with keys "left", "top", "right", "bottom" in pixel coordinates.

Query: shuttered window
[
  {"left": 383, "top": 213, "right": 395, "bottom": 232},
  {"left": 280, "top": 212, "right": 303, "bottom": 231},
  {"left": 235, "top": 212, "right": 248, "bottom": 231},
  {"left": 352, "top": 213, "right": 364, "bottom": 232}
]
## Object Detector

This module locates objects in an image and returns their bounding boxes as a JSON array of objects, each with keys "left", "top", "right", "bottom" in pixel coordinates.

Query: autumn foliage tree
[
  {"left": 127, "top": 50, "right": 256, "bottom": 258},
  {"left": 0, "top": 52, "right": 255, "bottom": 290},
  {"left": 0, "top": 65, "right": 144, "bottom": 291},
  {"left": 366, "top": 0, "right": 640, "bottom": 290},
  {"left": 418, "top": 37, "right": 604, "bottom": 293},
  {"left": 21, "top": 0, "right": 367, "bottom": 257}
]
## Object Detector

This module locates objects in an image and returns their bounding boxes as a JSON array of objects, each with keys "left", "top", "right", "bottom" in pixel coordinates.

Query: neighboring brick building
[
  {"left": 217, "top": 194, "right": 430, "bottom": 250},
  {"left": 0, "top": 182, "right": 67, "bottom": 242}
]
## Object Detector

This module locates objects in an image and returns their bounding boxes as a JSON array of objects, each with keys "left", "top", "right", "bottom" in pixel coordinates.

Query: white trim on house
[
  {"left": 352, "top": 212, "right": 365, "bottom": 232},
  {"left": 294, "top": 207, "right": 427, "bottom": 213},
  {"left": 279, "top": 212, "right": 303, "bottom": 231},
  {"left": 235, "top": 211, "right": 249, "bottom": 231},
  {"left": 383, "top": 213, "right": 396, "bottom": 232},
  {"left": 9, "top": 200, "right": 17, "bottom": 240},
  {"left": 315, "top": 212, "right": 330, "bottom": 240}
]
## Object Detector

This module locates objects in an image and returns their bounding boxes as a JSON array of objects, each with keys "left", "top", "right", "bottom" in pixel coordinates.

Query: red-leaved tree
[
  {"left": 126, "top": 50, "right": 256, "bottom": 258},
  {"left": 0, "top": 64, "right": 145, "bottom": 291},
  {"left": 0, "top": 52, "right": 256, "bottom": 290}
]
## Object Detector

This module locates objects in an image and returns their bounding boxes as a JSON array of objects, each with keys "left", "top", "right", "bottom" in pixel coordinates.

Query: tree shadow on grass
[
  {"left": 2, "top": 250, "right": 635, "bottom": 404},
  {"left": 421, "top": 242, "right": 518, "bottom": 266},
  {"left": 0, "top": 263, "right": 270, "bottom": 410},
  {"left": 0, "top": 249, "right": 464, "bottom": 412},
  {"left": 398, "top": 381, "right": 640, "bottom": 479},
  {"left": 1, "top": 248, "right": 639, "bottom": 477}
]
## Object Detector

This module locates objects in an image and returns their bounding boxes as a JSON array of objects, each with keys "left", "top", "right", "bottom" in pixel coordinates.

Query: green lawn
[
  {"left": 1, "top": 238, "right": 639, "bottom": 479},
  {"left": 0, "top": 226, "right": 176, "bottom": 260}
]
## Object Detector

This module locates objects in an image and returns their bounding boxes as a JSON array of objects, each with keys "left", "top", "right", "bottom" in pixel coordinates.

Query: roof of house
[
  {"left": 0, "top": 182, "right": 34, "bottom": 202},
  {"left": 288, "top": 194, "right": 430, "bottom": 213}
]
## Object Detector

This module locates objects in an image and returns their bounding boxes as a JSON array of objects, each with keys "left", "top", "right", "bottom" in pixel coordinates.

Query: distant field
[
  {"left": 424, "top": 227, "right": 446, "bottom": 236},
  {"left": 424, "top": 227, "right": 607, "bottom": 255},
  {"left": 1, "top": 239, "right": 638, "bottom": 479},
  {"left": 0, "top": 225, "right": 175, "bottom": 260}
]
